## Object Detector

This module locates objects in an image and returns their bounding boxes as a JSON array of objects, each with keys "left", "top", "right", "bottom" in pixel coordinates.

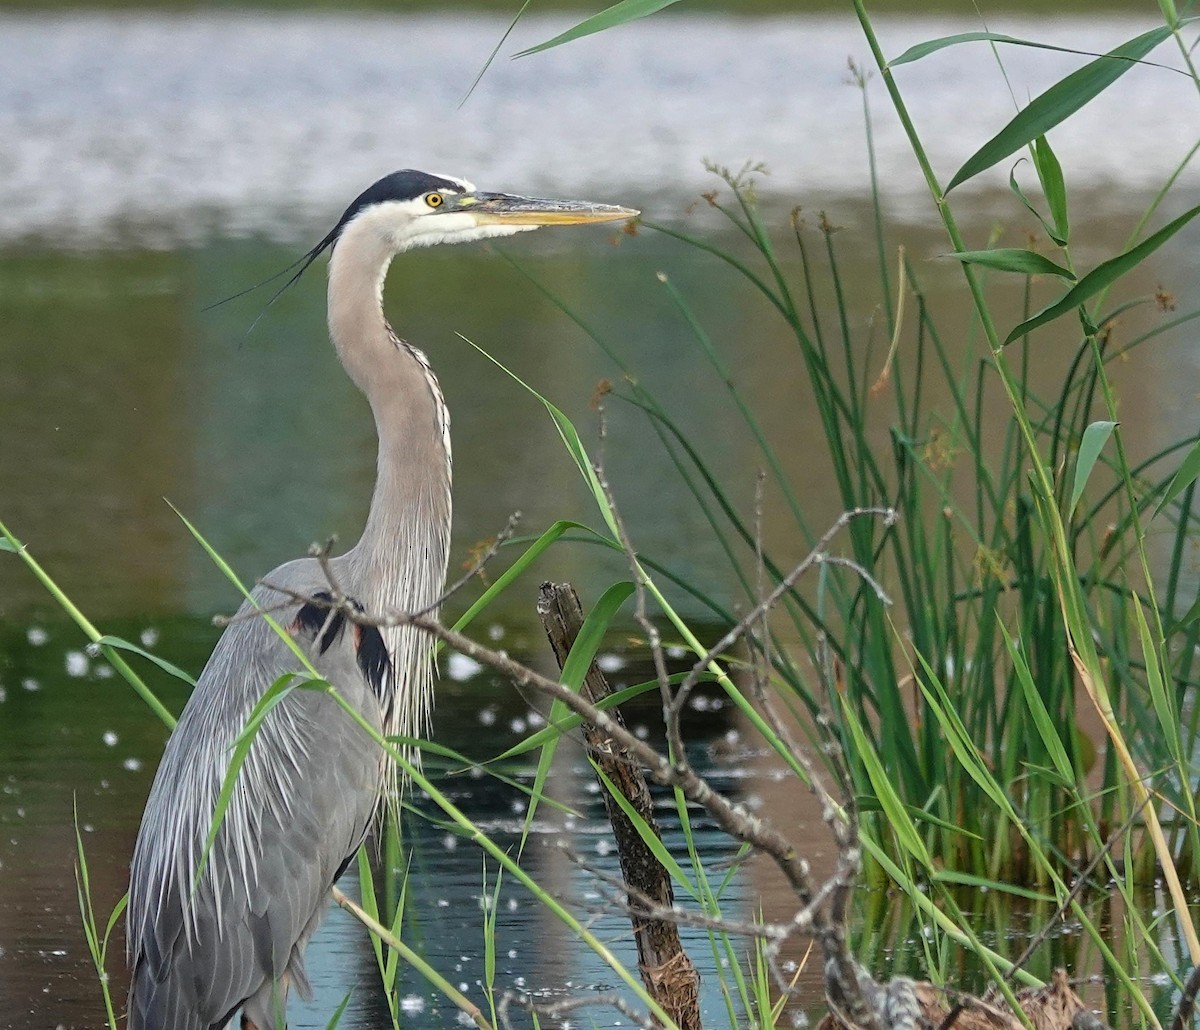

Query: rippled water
[
  {"left": 2, "top": 9, "right": 1198, "bottom": 1029},
  {"left": 1, "top": 11, "right": 1196, "bottom": 244}
]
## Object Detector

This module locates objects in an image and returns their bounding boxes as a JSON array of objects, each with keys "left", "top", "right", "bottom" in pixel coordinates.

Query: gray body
[{"left": 124, "top": 170, "right": 634, "bottom": 1030}]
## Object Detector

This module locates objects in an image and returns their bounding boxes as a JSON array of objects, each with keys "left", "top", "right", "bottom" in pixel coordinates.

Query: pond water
[{"left": 1, "top": 8, "right": 1198, "bottom": 1029}]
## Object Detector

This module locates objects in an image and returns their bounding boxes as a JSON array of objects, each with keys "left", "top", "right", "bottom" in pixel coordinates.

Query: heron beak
[{"left": 453, "top": 192, "right": 639, "bottom": 226}]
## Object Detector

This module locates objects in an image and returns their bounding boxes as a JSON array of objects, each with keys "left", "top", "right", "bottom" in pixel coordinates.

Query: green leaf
[
  {"left": 559, "top": 581, "right": 635, "bottom": 689},
  {"left": 448, "top": 519, "right": 605, "bottom": 650},
  {"left": 1069, "top": 420, "right": 1118, "bottom": 517},
  {"left": 840, "top": 702, "right": 934, "bottom": 872},
  {"left": 322, "top": 992, "right": 353, "bottom": 1030},
  {"left": 94, "top": 634, "right": 197, "bottom": 686},
  {"left": 888, "top": 31, "right": 1163, "bottom": 69},
  {"left": 905, "top": 806, "right": 983, "bottom": 839},
  {"left": 519, "top": 580, "right": 635, "bottom": 854},
  {"left": 1156, "top": 436, "right": 1200, "bottom": 517},
  {"left": 1175, "top": 591, "right": 1200, "bottom": 629},
  {"left": 948, "top": 27, "right": 1174, "bottom": 192},
  {"left": 517, "top": 0, "right": 683, "bottom": 56},
  {"left": 932, "top": 869, "right": 1054, "bottom": 902},
  {"left": 1006, "top": 204, "right": 1200, "bottom": 344},
  {"left": 1008, "top": 165, "right": 1066, "bottom": 248},
  {"left": 1033, "top": 135, "right": 1069, "bottom": 245},
  {"left": 1002, "top": 623, "right": 1076, "bottom": 783},
  {"left": 591, "top": 760, "right": 699, "bottom": 899},
  {"left": 493, "top": 675, "right": 685, "bottom": 761},
  {"left": 951, "top": 248, "right": 1074, "bottom": 279},
  {"left": 0, "top": 538, "right": 18, "bottom": 552},
  {"left": 1134, "top": 594, "right": 1183, "bottom": 766}
]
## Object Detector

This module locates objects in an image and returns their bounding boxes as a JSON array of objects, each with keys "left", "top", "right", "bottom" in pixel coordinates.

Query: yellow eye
[{"left": 425, "top": 192, "right": 444, "bottom": 208}]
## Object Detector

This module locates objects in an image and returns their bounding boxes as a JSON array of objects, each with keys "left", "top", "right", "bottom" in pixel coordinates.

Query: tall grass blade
[
  {"left": 947, "top": 26, "right": 1176, "bottom": 191},
  {"left": 1033, "top": 135, "right": 1070, "bottom": 244},
  {"left": 1156, "top": 436, "right": 1200, "bottom": 517},
  {"left": 888, "top": 30, "right": 1180, "bottom": 68},
  {"left": 519, "top": 580, "right": 634, "bottom": 849},
  {"left": 590, "top": 760, "right": 699, "bottom": 899},
  {"left": 1005, "top": 204, "right": 1200, "bottom": 343},
  {"left": 94, "top": 634, "right": 198, "bottom": 686},
  {"left": 0, "top": 517, "right": 176, "bottom": 728},
  {"left": 517, "top": 0, "right": 683, "bottom": 56},
  {"left": 323, "top": 993, "right": 354, "bottom": 1030},
  {"left": 951, "top": 248, "right": 1074, "bottom": 279},
  {"left": 1069, "top": 420, "right": 1118, "bottom": 517}
]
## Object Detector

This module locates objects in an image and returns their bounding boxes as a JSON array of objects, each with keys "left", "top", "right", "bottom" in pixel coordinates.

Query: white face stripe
[
  {"left": 425, "top": 173, "right": 476, "bottom": 194},
  {"left": 342, "top": 199, "right": 541, "bottom": 255}
]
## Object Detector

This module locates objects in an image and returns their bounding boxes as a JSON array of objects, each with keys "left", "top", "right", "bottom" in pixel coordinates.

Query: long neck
[{"left": 327, "top": 219, "right": 451, "bottom": 739}]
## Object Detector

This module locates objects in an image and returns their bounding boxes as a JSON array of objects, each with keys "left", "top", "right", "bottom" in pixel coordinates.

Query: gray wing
[{"left": 126, "top": 559, "right": 390, "bottom": 1030}]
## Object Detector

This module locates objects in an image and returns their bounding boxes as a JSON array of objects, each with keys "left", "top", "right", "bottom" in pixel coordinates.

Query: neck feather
[{"left": 326, "top": 217, "right": 452, "bottom": 742}]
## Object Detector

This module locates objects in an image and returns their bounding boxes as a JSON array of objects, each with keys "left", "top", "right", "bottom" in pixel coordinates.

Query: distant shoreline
[{"left": 0, "top": 0, "right": 1149, "bottom": 13}]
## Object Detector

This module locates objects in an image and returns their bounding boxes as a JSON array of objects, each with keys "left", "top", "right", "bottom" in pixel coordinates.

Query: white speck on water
[
  {"left": 457, "top": 1012, "right": 476, "bottom": 1027},
  {"left": 447, "top": 652, "right": 483, "bottom": 682},
  {"left": 458, "top": 982, "right": 469, "bottom": 993},
  {"left": 400, "top": 995, "right": 425, "bottom": 1015},
  {"left": 102, "top": 731, "right": 118, "bottom": 747},
  {"left": 95, "top": 664, "right": 113, "bottom": 679},
  {"left": 667, "top": 646, "right": 687, "bottom": 660},
  {"left": 122, "top": 757, "right": 142, "bottom": 772},
  {"left": 595, "top": 839, "right": 613, "bottom": 856},
  {"left": 690, "top": 694, "right": 711, "bottom": 711},
  {"left": 26, "top": 627, "right": 48, "bottom": 646},
  {"left": 507, "top": 898, "right": 518, "bottom": 912},
  {"left": 437, "top": 899, "right": 450, "bottom": 908},
  {"left": 563, "top": 817, "right": 576, "bottom": 831},
  {"left": 746, "top": 793, "right": 763, "bottom": 810},
  {"left": 507, "top": 948, "right": 518, "bottom": 959},
  {"left": 635, "top": 724, "right": 649, "bottom": 739},
  {"left": 479, "top": 706, "right": 497, "bottom": 727},
  {"left": 140, "top": 627, "right": 160, "bottom": 647},
  {"left": 22, "top": 678, "right": 39, "bottom": 692},
  {"left": 792, "top": 1011, "right": 811, "bottom": 1028},
  {"left": 15, "top": 807, "right": 25, "bottom": 818},
  {"left": 509, "top": 717, "right": 526, "bottom": 734},
  {"left": 65, "top": 651, "right": 89, "bottom": 677},
  {"left": 584, "top": 781, "right": 600, "bottom": 795},
  {"left": 442, "top": 834, "right": 458, "bottom": 851},
  {"left": 527, "top": 711, "right": 545, "bottom": 728},
  {"left": 1150, "top": 972, "right": 1172, "bottom": 986},
  {"left": 82, "top": 823, "right": 94, "bottom": 832},
  {"left": 469, "top": 764, "right": 484, "bottom": 779},
  {"left": 0, "top": 687, "right": 6, "bottom": 703},
  {"left": 510, "top": 800, "right": 524, "bottom": 814},
  {"left": 783, "top": 960, "right": 797, "bottom": 972},
  {"left": 514, "top": 976, "right": 526, "bottom": 988},
  {"left": 487, "top": 624, "right": 504, "bottom": 641},
  {"left": 597, "top": 653, "right": 624, "bottom": 673}
]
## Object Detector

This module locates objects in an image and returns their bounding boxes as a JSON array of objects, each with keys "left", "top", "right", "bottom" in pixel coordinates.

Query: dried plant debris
[{"left": 819, "top": 968, "right": 1109, "bottom": 1030}]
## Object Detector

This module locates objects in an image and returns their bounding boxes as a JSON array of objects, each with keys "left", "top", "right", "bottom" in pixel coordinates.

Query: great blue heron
[{"left": 126, "top": 169, "right": 636, "bottom": 1030}]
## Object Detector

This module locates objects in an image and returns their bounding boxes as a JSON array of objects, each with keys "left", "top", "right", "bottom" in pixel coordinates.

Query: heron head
[{"left": 328, "top": 169, "right": 638, "bottom": 254}]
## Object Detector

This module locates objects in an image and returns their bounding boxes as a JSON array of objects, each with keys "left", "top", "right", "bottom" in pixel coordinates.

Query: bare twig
[
  {"left": 411, "top": 510, "right": 522, "bottom": 618},
  {"left": 500, "top": 989, "right": 655, "bottom": 1030}
]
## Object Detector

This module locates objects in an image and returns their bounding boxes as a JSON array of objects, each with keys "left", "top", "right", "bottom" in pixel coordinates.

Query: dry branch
[{"left": 537, "top": 581, "right": 702, "bottom": 1030}]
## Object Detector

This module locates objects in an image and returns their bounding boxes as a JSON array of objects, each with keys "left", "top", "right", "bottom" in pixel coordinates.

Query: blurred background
[{"left": 1, "top": 3, "right": 1197, "bottom": 1028}]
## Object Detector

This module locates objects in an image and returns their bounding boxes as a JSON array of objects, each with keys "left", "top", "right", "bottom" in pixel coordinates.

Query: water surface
[{"left": 2, "top": 9, "right": 1198, "bottom": 1029}]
